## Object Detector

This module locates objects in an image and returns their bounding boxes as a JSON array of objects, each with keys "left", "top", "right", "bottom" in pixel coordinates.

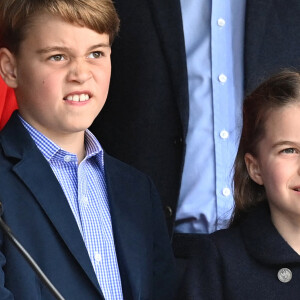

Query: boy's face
[{"left": 11, "top": 13, "right": 111, "bottom": 139}]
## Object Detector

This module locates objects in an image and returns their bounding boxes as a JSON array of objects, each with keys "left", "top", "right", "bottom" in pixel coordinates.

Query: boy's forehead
[
  {"left": 21, "top": 13, "right": 110, "bottom": 51},
  {"left": 25, "top": 12, "right": 106, "bottom": 38}
]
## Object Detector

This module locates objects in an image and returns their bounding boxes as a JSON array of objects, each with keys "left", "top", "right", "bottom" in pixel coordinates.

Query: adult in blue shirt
[{"left": 91, "top": 0, "right": 300, "bottom": 257}]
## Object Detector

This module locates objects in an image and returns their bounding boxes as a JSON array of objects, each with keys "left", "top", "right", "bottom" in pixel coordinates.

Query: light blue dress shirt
[
  {"left": 19, "top": 115, "right": 123, "bottom": 300},
  {"left": 176, "top": 0, "right": 246, "bottom": 233}
]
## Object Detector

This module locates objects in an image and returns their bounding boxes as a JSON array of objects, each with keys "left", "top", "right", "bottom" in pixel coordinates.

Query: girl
[{"left": 181, "top": 70, "right": 300, "bottom": 299}]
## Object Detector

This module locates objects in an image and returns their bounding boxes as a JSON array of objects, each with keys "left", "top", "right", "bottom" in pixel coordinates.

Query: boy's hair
[
  {"left": 230, "top": 70, "right": 300, "bottom": 226},
  {"left": 0, "top": 0, "right": 120, "bottom": 54}
]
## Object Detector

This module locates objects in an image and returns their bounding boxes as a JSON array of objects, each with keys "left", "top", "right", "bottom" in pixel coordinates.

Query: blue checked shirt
[{"left": 19, "top": 115, "right": 123, "bottom": 300}]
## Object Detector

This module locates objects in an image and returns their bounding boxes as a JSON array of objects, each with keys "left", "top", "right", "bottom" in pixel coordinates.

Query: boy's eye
[
  {"left": 281, "top": 148, "right": 298, "bottom": 154},
  {"left": 49, "top": 54, "right": 65, "bottom": 61},
  {"left": 88, "top": 51, "right": 103, "bottom": 59}
]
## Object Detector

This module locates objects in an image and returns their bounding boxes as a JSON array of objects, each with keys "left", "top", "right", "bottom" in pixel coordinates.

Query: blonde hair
[{"left": 0, "top": 0, "right": 120, "bottom": 53}]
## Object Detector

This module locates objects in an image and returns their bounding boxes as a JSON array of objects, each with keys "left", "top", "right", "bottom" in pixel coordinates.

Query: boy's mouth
[{"left": 63, "top": 93, "right": 91, "bottom": 102}]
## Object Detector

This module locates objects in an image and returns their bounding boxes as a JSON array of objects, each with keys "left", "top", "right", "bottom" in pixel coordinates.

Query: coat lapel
[
  {"left": 0, "top": 113, "right": 103, "bottom": 298},
  {"left": 147, "top": 0, "right": 189, "bottom": 137},
  {"left": 241, "top": 203, "right": 300, "bottom": 265}
]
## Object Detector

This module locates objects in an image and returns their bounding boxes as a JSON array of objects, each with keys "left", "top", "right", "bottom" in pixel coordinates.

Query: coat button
[{"left": 277, "top": 268, "right": 292, "bottom": 283}]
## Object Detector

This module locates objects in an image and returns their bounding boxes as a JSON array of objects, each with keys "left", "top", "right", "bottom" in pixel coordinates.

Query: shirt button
[
  {"left": 278, "top": 268, "right": 292, "bottom": 283},
  {"left": 217, "top": 18, "right": 226, "bottom": 27},
  {"left": 82, "top": 196, "right": 89, "bottom": 206},
  {"left": 94, "top": 252, "right": 102, "bottom": 263},
  {"left": 218, "top": 74, "right": 227, "bottom": 83},
  {"left": 222, "top": 187, "right": 231, "bottom": 197},
  {"left": 64, "top": 155, "right": 72, "bottom": 162},
  {"left": 220, "top": 130, "right": 229, "bottom": 139}
]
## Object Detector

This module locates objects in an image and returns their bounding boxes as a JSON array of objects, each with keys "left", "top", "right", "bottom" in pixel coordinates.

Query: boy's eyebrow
[{"left": 36, "top": 43, "right": 111, "bottom": 54}]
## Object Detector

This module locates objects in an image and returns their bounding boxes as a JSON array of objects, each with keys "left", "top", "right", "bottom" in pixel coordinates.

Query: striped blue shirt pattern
[{"left": 19, "top": 115, "right": 123, "bottom": 300}]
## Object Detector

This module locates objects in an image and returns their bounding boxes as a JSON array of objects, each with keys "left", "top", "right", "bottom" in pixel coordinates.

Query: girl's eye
[
  {"left": 88, "top": 51, "right": 103, "bottom": 59},
  {"left": 49, "top": 55, "right": 65, "bottom": 61},
  {"left": 282, "top": 148, "right": 297, "bottom": 154}
]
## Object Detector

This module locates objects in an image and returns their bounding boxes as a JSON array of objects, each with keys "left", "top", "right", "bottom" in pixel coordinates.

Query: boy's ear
[
  {"left": 244, "top": 153, "right": 264, "bottom": 185},
  {"left": 0, "top": 48, "right": 18, "bottom": 88}
]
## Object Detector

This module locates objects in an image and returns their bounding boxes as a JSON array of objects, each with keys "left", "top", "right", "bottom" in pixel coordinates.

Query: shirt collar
[{"left": 18, "top": 114, "right": 104, "bottom": 166}]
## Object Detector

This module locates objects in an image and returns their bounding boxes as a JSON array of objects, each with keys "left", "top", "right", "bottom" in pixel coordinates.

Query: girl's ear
[
  {"left": 244, "top": 153, "right": 264, "bottom": 185},
  {"left": 0, "top": 48, "right": 18, "bottom": 88}
]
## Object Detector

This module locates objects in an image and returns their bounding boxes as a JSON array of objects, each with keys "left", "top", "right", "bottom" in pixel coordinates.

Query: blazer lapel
[
  {"left": 147, "top": 0, "right": 189, "bottom": 137},
  {"left": 104, "top": 154, "right": 150, "bottom": 299},
  {"left": 1, "top": 113, "right": 103, "bottom": 298}
]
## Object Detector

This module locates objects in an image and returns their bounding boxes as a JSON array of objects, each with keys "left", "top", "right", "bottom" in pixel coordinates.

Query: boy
[{"left": 0, "top": 0, "right": 175, "bottom": 299}]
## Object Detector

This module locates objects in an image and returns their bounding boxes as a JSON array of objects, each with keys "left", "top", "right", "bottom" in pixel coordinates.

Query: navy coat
[
  {"left": 0, "top": 112, "right": 175, "bottom": 300},
  {"left": 181, "top": 203, "right": 300, "bottom": 299}
]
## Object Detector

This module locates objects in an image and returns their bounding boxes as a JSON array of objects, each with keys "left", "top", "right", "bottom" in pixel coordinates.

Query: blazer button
[
  {"left": 174, "top": 137, "right": 183, "bottom": 145},
  {"left": 278, "top": 268, "right": 292, "bottom": 283},
  {"left": 165, "top": 206, "right": 173, "bottom": 218}
]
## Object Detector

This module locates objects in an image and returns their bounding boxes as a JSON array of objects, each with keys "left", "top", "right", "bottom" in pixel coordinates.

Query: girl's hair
[
  {"left": 230, "top": 70, "right": 300, "bottom": 226},
  {"left": 0, "top": 0, "right": 120, "bottom": 54}
]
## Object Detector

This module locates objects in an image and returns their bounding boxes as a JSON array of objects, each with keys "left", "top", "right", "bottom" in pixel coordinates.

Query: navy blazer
[
  {"left": 180, "top": 203, "right": 300, "bottom": 299},
  {"left": 0, "top": 112, "right": 175, "bottom": 300},
  {"left": 90, "top": 0, "right": 300, "bottom": 234}
]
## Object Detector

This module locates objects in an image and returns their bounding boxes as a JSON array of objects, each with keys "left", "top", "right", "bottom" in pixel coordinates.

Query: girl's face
[{"left": 245, "top": 102, "right": 300, "bottom": 228}]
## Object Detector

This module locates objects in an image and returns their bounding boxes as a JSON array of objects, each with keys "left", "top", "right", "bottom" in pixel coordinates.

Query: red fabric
[{"left": 0, "top": 76, "right": 18, "bottom": 130}]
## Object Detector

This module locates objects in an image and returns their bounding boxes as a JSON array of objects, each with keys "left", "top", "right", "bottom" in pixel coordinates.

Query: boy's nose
[{"left": 67, "top": 59, "right": 92, "bottom": 83}]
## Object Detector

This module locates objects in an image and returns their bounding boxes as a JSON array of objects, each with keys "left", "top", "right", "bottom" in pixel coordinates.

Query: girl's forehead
[
  {"left": 263, "top": 102, "right": 300, "bottom": 123},
  {"left": 261, "top": 103, "right": 300, "bottom": 141}
]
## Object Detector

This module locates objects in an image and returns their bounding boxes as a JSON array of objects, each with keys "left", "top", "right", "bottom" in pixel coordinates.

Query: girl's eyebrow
[
  {"left": 36, "top": 43, "right": 110, "bottom": 54},
  {"left": 272, "top": 140, "right": 299, "bottom": 149}
]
